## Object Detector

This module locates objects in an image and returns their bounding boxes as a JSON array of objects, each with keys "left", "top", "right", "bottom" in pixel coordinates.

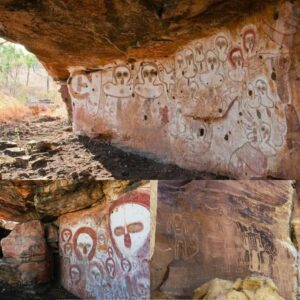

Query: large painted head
[
  {"left": 113, "top": 65, "right": 131, "bottom": 85},
  {"left": 109, "top": 192, "right": 150, "bottom": 259},
  {"left": 73, "top": 227, "right": 97, "bottom": 261},
  {"left": 70, "top": 265, "right": 81, "bottom": 284},
  {"left": 228, "top": 46, "right": 244, "bottom": 68}
]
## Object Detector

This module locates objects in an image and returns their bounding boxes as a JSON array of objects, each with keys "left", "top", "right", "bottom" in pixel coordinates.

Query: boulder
[
  {"left": 0, "top": 220, "right": 52, "bottom": 285},
  {"left": 193, "top": 276, "right": 284, "bottom": 300}
]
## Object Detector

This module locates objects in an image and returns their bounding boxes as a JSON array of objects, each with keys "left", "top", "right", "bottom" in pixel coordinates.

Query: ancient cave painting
[
  {"left": 215, "top": 35, "right": 229, "bottom": 63},
  {"left": 89, "top": 261, "right": 104, "bottom": 285},
  {"left": 63, "top": 242, "right": 73, "bottom": 256},
  {"left": 68, "top": 71, "right": 101, "bottom": 115},
  {"left": 183, "top": 48, "right": 197, "bottom": 80},
  {"left": 70, "top": 265, "right": 81, "bottom": 285},
  {"left": 238, "top": 223, "right": 276, "bottom": 274},
  {"left": 200, "top": 50, "right": 224, "bottom": 89},
  {"left": 243, "top": 28, "right": 257, "bottom": 58},
  {"left": 104, "top": 65, "right": 132, "bottom": 99},
  {"left": 195, "top": 42, "right": 206, "bottom": 73},
  {"left": 61, "top": 228, "right": 72, "bottom": 243},
  {"left": 135, "top": 63, "right": 164, "bottom": 100},
  {"left": 228, "top": 46, "right": 246, "bottom": 82},
  {"left": 255, "top": 79, "right": 274, "bottom": 108},
  {"left": 167, "top": 213, "right": 199, "bottom": 261},
  {"left": 109, "top": 192, "right": 150, "bottom": 259},
  {"left": 73, "top": 227, "right": 97, "bottom": 261},
  {"left": 121, "top": 258, "right": 132, "bottom": 273},
  {"left": 97, "top": 229, "right": 108, "bottom": 252},
  {"left": 228, "top": 122, "right": 276, "bottom": 177},
  {"left": 105, "top": 247, "right": 116, "bottom": 279}
]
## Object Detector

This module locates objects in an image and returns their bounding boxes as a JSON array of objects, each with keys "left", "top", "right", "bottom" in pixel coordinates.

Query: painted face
[
  {"left": 77, "top": 233, "right": 93, "bottom": 258},
  {"left": 184, "top": 49, "right": 194, "bottom": 66},
  {"left": 195, "top": 43, "right": 205, "bottom": 61},
  {"left": 206, "top": 50, "right": 219, "bottom": 72},
  {"left": 106, "top": 258, "right": 116, "bottom": 278},
  {"left": 90, "top": 266, "right": 102, "bottom": 283},
  {"left": 216, "top": 36, "right": 228, "bottom": 53},
  {"left": 229, "top": 48, "right": 244, "bottom": 68},
  {"left": 121, "top": 258, "right": 131, "bottom": 272},
  {"left": 142, "top": 64, "right": 158, "bottom": 84},
  {"left": 114, "top": 66, "right": 130, "bottom": 85},
  {"left": 99, "top": 233, "right": 106, "bottom": 245},
  {"left": 64, "top": 243, "right": 72, "bottom": 256},
  {"left": 255, "top": 79, "right": 268, "bottom": 96},
  {"left": 61, "top": 229, "right": 72, "bottom": 242},
  {"left": 243, "top": 30, "right": 256, "bottom": 53},
  {"left": 110, "top": 202, "right": 150, "bottom": 257},
  {"left": 176, "top": 54, "right": 184, "bottom": 69},
  {"left": 70, "top": 266, "right": 81, "bottom": 284}
]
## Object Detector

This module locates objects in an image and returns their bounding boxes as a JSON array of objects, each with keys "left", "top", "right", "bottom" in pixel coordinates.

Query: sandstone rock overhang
[{"left": 0, "top": 0, "right": 279, "bottom": 80}]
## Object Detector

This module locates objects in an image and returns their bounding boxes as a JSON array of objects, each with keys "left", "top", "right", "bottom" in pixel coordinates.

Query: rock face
[
  {"left": 193, "top": 276, "right": 284, "bottom": 300},
  {"left": 0, "top": 0, "right": 280, "bottom": 80},
  {"left": 58, "top": 183, "right": 151, "bottom": 299},
  {"left": 65, "top": 0, "right": 300, "bottom": 180},
  {"left": 0, "top": 180, "right": 104, "bottom": 222},
  {"left": 0, "top": 220, "right": 52, "bottom": 285},
  {"left": 151, "top": 181, "right": 298, "bottom": 300}
]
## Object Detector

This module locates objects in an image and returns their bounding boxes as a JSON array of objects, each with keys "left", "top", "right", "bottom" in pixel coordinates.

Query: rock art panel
[
  {"left": 151, "top": 181, "right": 297, "bottom": 300},
  {"left": 59, "top": 185, "right": 151, "bottom": 300},
  {"left": 67, "top": 1, "right": 298, "bottom": 179}
]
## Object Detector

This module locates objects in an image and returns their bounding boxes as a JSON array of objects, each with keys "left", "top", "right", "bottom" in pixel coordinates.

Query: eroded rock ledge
[{"left": 0, "top": 0, "right": 280, "bottom": 80}]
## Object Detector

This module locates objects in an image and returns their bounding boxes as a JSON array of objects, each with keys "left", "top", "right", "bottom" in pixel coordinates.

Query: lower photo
[{"left": 0, "top": 180, "right": 299, "bottom": 300}]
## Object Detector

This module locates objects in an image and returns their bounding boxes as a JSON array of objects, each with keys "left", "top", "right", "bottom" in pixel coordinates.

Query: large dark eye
[
  {"left": 116, "top": 72, "right": 122, "bottom": 78},
  {"left": 114, "top": 226, "right": 125, "bottom": 236},
  {"left": 127, "top": 222, "right": 144, "bottom": 233},
  {"left": 150, "top": 69, "right": 157, "bottom": 76},
  {"left": 143, "top": 71, "right": 148, "bottom": 77},
  {"left": 123, "top": 72, "right": 128, "bottom": 77}
]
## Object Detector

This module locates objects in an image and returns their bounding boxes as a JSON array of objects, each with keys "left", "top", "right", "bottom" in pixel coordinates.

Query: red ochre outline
[
  {"left": 108, "top": 191, "right": 150, "bottom": 258},
  {"left": 73, "top": 226, "right": 97, "bottom": 261},
  {"left": 61, "top": 228, "right": 72, "bottom": 242}
]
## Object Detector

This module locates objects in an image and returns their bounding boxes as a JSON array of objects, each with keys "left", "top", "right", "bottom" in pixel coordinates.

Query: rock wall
[
  {"left": 68, "top": 1, "right": 300, "bottom": 179},
  {"left": 151, "top": 180, "right": 298, "bottom": 300},
  {"left": 0, "top": 220, "right": 52, "bottom": 285},
  {"left": 58, "top": 183, "right": 151, "bottom": 299}
]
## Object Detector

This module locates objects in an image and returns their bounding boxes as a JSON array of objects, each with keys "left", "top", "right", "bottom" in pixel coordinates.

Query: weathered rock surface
[
  {"left": 0, "top": 179, "right": 149, "bottom": 222},
  {"left": 193, "top": 276, "right": 284, "bottom": 300},
  {"left": 59, "top": 182, "right": 151, "bottom": 299},
  {"left": 151, "top": 180, "right": 298, "bottom": 300},
  {"left": 0, "top": 220, "right": 52, "bottom": 285},
  {"left": 64, "top": 0, "right": 300, "bottom": 180},
  {"left": 0, "top": 0, "right": 280, "bottom": 80}
]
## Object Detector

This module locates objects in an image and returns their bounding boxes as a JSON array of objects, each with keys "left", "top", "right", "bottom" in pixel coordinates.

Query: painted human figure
[
  {"left": 97, "top": 229, "right": 108, "bottom": 252},
  {"left": 167, "top": 214, "right": 188, "bottom": 260},
  {"left": 182, "top": 48, "right": 198, "bottom": 82},
  {"left": 134, "top": 63, "right": 164, "bottom": 100},
  {"left": 103, "top": 65, "right": 132, "bottom": 124},
  {"left": 73, "top": 227, "right": 97, "bottom": 263},
  {"left": 215, "top": 34, "right": 230, "bottom": 75},
  {"left": 228, "top": 46, "right": 247, "bottom": 83},
  {"left": 243, "top": 28, "right": 256, "bottom": 59},
  {"left": 109, "top": 192, "right": 150, "bottom": 259},
  {"left": 200, "top": 50, "right": 224, "bottom": 90},
  {"left": 70, "top": 265, "right": 81, "bottom": 285},
  {"left": 68, "top": 71, "right": 101, "bottom": 116},
  {"left": 195, "top": 42, "right": 206, "bottom": 73},
  {"left": 61, "top": 228, "right": 72, "bottom": 243},
  {"left": 63, "top": 242, "right": 73, "bottom": 256},
  {"left": 105, "top": 247, "right": 116, "bottom": 279}
]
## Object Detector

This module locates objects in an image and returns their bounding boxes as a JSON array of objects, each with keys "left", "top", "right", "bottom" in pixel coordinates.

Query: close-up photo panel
[{"left": 0, "top": 0, "right": 299, "bottom": 299}]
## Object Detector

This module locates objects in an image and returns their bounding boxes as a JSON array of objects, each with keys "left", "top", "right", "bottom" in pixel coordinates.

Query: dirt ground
[{"left": 0, "top": 117, "right": 227, "bottom": 180}]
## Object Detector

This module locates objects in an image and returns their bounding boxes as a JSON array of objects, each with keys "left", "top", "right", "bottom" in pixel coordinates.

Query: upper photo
[{"left": 0, "top": 0, "right": 299, "bottom": 180}]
